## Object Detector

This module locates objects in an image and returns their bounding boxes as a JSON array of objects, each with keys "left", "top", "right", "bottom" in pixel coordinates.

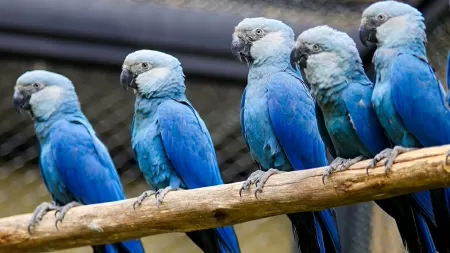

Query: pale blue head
[
  {"left": 359, "top": 1, "right": 425, "bottom": 48},
  {"left": 13, "top": 70, "right": 78, "bottom": 120},
  {"left": 231, "top": 17, "right": 295, "bottom": 65},
  {"left": 292, "top": 25, "right": 364, "bottom": 88},
  {"left": 120, "top": 50, "right": 185, "bottom": 98}
]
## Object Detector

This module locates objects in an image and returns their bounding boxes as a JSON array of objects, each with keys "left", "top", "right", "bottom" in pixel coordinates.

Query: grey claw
[
  {"left": 239, "top": 170, "right": 263, "bottom": 197},
  {"left": 28, "top": 202, "right": 60, "bottom": 235},
  {"left": 253, "top": 168, "right": 281, "bottom": 198},
  {"left": 54, "top": 201, "right": 81, "bottom": 230},
  {"left": 133, "top": 190, "right": 156, "bottom": 210},
  {"left": 322, "top": 166, "right": 333, "bottom": 185},
  {"left": 446, "top": 151, "right": 450, "bottom": 165}
]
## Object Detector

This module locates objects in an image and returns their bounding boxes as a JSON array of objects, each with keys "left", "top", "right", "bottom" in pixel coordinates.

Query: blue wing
[
  {"left": 390, "top": 53, "right": 450, "bottom": 252},
  {"left": 158, "top": 99, "right": 241, "bottom": 253},
  {"left": 315, "top": 103, "right": 337, "bottom": 158},
  {"left": 391, "top": 53, "right": 450, "bottom": 146},
  {"left": 50, "top": 119, "right": 144, "bottom": 253},
  {"left": 51, "top": 119, "right": 125, "bottom": 204},
  {"left": 267, "top": 71, "right": 328, "bottom": 169},
  {"left": 158, "top": 99, "right": 223, "bottom": 188},
  {"left": 447, "top": 50, "right": 450, "bottom": 91},
  {"left": 343, "top": 82, "right": 391, "bottom": 156},
  {"left": 267, "top": 71, "right": 340, "bottom": 252},
  {"left": 240, "top": 87, "right": 248, "bottom": 145}
]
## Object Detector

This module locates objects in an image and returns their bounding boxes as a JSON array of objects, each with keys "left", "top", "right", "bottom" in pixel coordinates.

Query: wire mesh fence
[{"left": 0, "top": 0, "right": 449, "bottom": 252}]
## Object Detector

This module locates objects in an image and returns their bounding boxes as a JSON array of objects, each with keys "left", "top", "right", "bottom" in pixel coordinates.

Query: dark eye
[
  {"left": 142, "top": 62, "right": 148, "bottom": 68},
  {"left": 312, "top": 44, "right": 320, "bottom": 52},
  {"left": 377, "top": 14, "right": 386, "bottom": 21},
  {"left": 255, "top": 29, "right": 263, "bottom": 35},
  {"left": 32, "top": 83, "right": 40, "bottom": 89}
]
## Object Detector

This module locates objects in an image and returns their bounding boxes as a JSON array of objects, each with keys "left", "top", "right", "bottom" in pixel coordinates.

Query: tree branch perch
[{"left": 1, "top": 145, "right": 450, "bottom": 252}]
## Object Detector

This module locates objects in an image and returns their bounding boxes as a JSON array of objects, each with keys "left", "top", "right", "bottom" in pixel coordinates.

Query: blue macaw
[
  {"left": 120, "top": 50, "right": 241, "bottom": 253},
  {"left": 292, "top": 25, "right": 439, "bottom": 253},
  {"left": 13, "top": 70, "right": 145, "bottom": 253},
  {"left": 446, "top": 51, "right": 450, "bottom": 107},
  {"left": 360, "top": 1, "right": 450, "bottom": 252},
  {"left": 231, "top": 18, "right": 341, "bottom": 253}
]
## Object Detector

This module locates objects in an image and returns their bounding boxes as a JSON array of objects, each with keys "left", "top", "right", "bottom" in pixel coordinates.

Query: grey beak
[
  {"left": 359, "top": 19, "right": 378, "bottom": 46},
  {"left": 120, "top": 69, "right": 137, "bottom": 90},
  {"left": 290, "top": 48, "right": 308, "bottom": 69},
  {"left": 231, "top": 35, "right": 251, "bottom": 64},
  {"left": 13, "top": 89, "right": 31, "bottom": 113}
]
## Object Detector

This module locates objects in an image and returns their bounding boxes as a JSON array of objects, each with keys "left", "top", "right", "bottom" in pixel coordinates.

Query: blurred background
[{"left": 0, "top": 0, "right": 448, "bottom": 252}]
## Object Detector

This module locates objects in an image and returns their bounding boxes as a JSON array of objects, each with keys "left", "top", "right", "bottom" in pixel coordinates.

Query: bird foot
[
  {"left": 254, "top": 168, "right": 283, "bottom": 198},
  {"left": 366, "top": 146, "right": 417, "bottom": 175},
  {"left": 133, "top": 190, "right": 156, "bottom": 210},
  {"left": 154, "top": 186, "right": 173, "bottom": 207},
  {"left": 239, "top": 170, "right": 264, "bottom": 197},
  {"left": 28, "top": 201, "right": 60, "bottom": 234},
  {"left": 322, "top": 156, "right": 364, "bottom": 184},
  {"left": 54, "top": 201, "right": 82, "bottom": 230},
  {"left": 238, "top": 168, "right": 283, "bottom": 199}
]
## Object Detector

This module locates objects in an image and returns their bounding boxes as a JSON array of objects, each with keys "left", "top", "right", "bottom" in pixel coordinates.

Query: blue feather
[
  {"left": 268, "top": 71, "right": 329, "bottom": 169},
  {"left": 158, "top": 99, "right": 240, "bottom": 253},
  {"left": 47, "top": 117, "right": 145, "bottom": 253},
  {"left": 241, "top": 68, "right": 341, "bottom": 253}
]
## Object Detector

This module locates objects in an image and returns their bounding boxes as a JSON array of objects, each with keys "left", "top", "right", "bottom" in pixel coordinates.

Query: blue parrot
[
  {"left": 446, "top": 51, "right": 450, "bottom": 106},
  {"left": 119, "top": 50, "right": 241, "bottom": 253},
  {"left": 292, "top": 25, "right": 439, "bottom": 253},
  {"left": 13, "top": 70, "right": 145, "bottom": 253},
  {"left": 231, "top": 18, "right": 341, "bottom": 253},
  {"left": 359, "top": 1, "right": 450, "bottom": 252}
]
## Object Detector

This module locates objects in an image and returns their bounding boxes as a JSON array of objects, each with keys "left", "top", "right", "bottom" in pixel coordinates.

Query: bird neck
[
  {"left": 309, "top": 63, "right": 370, "bottom": 108},
  {"left": 34, "top": 106, "right": 88, "bottom": 142},
  {"left": 137, "top": 67, "right": 186, "bottom": 100}
]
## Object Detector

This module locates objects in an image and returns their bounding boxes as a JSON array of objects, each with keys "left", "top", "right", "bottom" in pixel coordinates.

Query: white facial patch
[
  {"left": 251, "top": 32, "right": 293, "bottom": 58},
  {"left": 136, "top": 67, "right": 171, "bottom": 95},
  {"left": 377, "top": 15, "right": 419, "bottom": 46},
  {"left": 29, "top": 86, "right": 64, "bottom": 119},
  {"left": 305, "top": 52, "right": 348, "bottom": 88}
]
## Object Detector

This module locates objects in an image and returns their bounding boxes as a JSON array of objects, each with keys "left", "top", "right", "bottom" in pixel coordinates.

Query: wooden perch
[{"left": 1, "top": 145, "right": 450, "bottom": 252}]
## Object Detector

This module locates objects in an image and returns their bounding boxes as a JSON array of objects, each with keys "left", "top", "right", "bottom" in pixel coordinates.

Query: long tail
[
  {"left": 92, "top": 239, "right": 145, "bottom": 253},
  {"left": 376, "top": 192, "right": 438, "bottom": 253},
  {"left": 216, "top": 226, "right": 241, "bottom": 253},
  {"left": 429, "top": 188, "right": 450, "bottom": 252},
  {"left": 185, "top": 227, "right": 241, "bottom": 253},
  {"left": 186, "top": 229, "right": 221, "bottom": 253},
  {"left": 287, "top": 209, "right": 341, "bottom": 253}
]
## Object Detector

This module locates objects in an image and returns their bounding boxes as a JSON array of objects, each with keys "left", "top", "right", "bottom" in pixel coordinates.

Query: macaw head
[
  {"left": 13, "top": 70, "right": 78, "bottom": 120},
  {"left": 291, "top": 25, "right": 363, "bottom": 87},
  {"left": 359, "top": 0, "right": 425, "bottom": 48},
  {"left": 120, "top": 50, "right": 185, "bottom": 98},
  {"left": 231, "top": 17, "right": 295, "bottom": 66}
]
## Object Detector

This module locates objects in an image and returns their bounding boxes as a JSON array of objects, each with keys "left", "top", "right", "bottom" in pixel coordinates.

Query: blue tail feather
[
  {"left": 216, "top": 226, "right": 241, "bottom": 253},
  {"left": 416, "top": 213, "right": 437, "bottom": 253}
]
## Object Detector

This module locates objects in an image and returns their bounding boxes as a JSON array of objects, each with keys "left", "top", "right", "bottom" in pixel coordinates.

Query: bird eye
[
  {"left": 142, "top": 63, "right": 148, "bottom": 68},
  {"left": 312, "top": 44, "right": 320, "bottom": 52},
  {"left": 32, "top": 83, "right": 40, "bottom": 89},
  {"left": 255, "top": 29, "right": 263, "bottom": 35},
  {"left": 377, "top": 14, "right": 386, "bottom": 21}
]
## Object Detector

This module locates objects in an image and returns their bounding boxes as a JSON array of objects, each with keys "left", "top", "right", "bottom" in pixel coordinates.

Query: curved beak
[
  {"left": 290, "top": 47, "right": 308, "bottom": 70},
  {"left": 120, "top": 68, "right": 137, "bottom": 91},
  {"left": 231, "top": 34, "right": 251, "bottom": 64},
  {"left": 359, "top": 18, "right": 378, "bottom": 46},
  {"left": 13, "top": 89, "right": 31, "bottom": 113}
]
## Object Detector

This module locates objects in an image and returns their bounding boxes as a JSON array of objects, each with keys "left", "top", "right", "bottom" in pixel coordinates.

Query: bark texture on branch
[{"left": 1, "top": 145, "right": 450, "bottom": 252}]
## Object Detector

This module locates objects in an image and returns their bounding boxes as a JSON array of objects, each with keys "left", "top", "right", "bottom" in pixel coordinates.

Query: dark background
[{"left": 0, "top": 0, "right": 448, "bottom": 252}]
